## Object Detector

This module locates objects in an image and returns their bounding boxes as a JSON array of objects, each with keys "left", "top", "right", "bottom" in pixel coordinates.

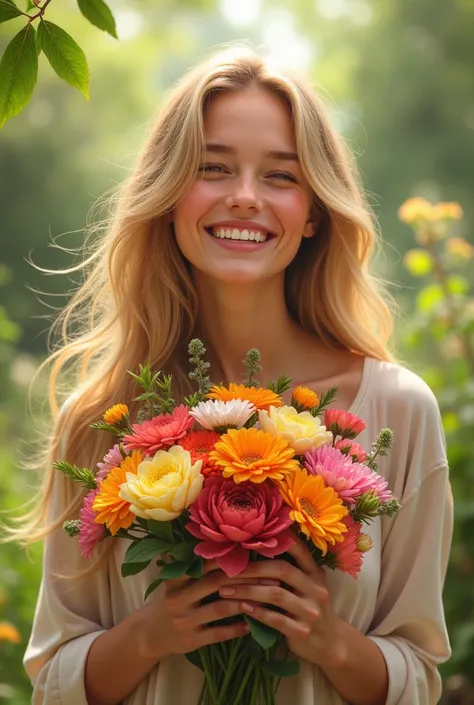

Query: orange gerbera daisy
[
  {"left": 92, "top": 450, "right": 142, "bottom": 535},
  {"left": 291, "top": 386, "right": 319, "bottom": 410},
  {"left": 103, "top": 403, "right": 129, "bottom": 425},
  {"left": 209, "top": 427, "right": 299, "bottom": 484},
  {"left": 277, "top": 468, "right": 348, "bottom": 554},
  {"left": 207, "top": 383, "right": 283, "bottom": 411},
  {"left": 178, "top": 430, "right": 221, "bottom": 477}
]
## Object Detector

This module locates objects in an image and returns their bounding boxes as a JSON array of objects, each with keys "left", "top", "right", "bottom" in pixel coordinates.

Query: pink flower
[
  {"left": 122, "top": 405, "right": 193, "bottom": 456},
  {"left": 186, "top": 476, "right": 295, "bottom": 577},
  {"left": 335, "top": 439, "right": 368, "bottom": 464},
  {"left": 304, "top": 445, "right": 392, "bottom": 505},
  {"left": 96, "top": 444, "right": 123, "bottom": 483},
  {"left": 79, "top": 489, "right": 106, "bottom": 558},
  {"left": 329, "top": 516, "right": 364, "bottom": 578},
  {"left": 324, "top": 409, "right": 366, "bottom": 440}
]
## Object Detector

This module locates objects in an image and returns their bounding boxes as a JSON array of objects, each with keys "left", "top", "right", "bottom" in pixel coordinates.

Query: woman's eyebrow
[{"left": 204, "top": 143, "right": 299, "bottom": 162}]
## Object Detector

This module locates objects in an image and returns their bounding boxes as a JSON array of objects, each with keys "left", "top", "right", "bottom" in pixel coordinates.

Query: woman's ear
[{"left": 302, "top": 208, "right": 322, "bottom": 239}]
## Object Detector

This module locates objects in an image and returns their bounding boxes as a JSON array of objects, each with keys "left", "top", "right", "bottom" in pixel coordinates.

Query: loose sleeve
[
  {"left": 24, "top": 473, "right": 112, "bottom": 705},
  {"left": 367, "top": 464, "right": 453, "bottom": 705}
]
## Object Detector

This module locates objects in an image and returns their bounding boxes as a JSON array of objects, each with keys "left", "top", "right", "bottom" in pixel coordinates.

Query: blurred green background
[{"left": 1, "top": 0, "right": 473, "bottom": 702}]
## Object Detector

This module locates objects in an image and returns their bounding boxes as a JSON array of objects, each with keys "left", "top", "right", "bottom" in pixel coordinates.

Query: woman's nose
[{"left": 224, "top": 175, "right": 263, "bottom": 212}]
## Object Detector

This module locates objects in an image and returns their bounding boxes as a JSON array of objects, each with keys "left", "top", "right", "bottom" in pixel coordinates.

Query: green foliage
[{"left": 0, "top": 0, "right": 117, "bottom": 127}]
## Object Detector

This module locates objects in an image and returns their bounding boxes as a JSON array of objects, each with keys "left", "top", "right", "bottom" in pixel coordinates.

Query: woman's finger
[
  {"left": 235, "top": 559, "right": 314, "bottom": 597},
  {"left": 240, "top": 601, "right": 310, "bottom": 641},
  {"left": 219, "top": 583, "right": 311, "bottom": 621},
  {"left": 286, "top": 540, "right": 326, "bottom": 582},
  {"left": 175, "top": 597, "right": 245, "bottom": 630}
]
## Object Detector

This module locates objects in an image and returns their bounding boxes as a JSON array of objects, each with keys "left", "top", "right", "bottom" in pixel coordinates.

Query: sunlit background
[{"left": 1, "top": 0, "right": 473, "bottom": 702}]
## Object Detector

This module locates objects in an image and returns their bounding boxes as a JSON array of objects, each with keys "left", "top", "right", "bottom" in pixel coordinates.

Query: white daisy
[{"left": 189, "top": 399, "right": 256, "bottom": 431}]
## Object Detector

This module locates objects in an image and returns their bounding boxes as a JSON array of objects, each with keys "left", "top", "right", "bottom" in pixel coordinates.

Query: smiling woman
[{"left": 11, "top": 44, "right": 452, "bottom": 705}]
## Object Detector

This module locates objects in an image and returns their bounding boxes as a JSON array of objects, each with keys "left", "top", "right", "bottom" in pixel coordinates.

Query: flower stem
[
  {"left": 199, "top": 647, "right": 219, "bottom": 704},
  {"left": 230, "top": 658, "right": 257, "bottom": 705},
  {"left": 217, "top": 636, "right": 243, "bottom": 703}
]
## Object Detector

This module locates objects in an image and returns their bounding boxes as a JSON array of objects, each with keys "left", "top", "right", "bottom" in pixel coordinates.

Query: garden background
[{"left": 0, "top": 0, "right": 473, "bottom": 702}]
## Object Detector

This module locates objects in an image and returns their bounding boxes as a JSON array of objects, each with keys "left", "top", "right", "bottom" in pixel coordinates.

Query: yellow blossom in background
[
  {"left": 104, "top": 403, "right": 129, "bottom": 425},
  {"left": 0, "top": 622, "right": 21, "bottom": 644},
  {"left": 431, "top": 202, "right": 463, "bottom": 221},
  {"left": 445, "top": 237, "right": 474, "bottom": 261},
  {"left": 398, "top": 197, "right": 433, "bottom": 225},
  {"left": 292, "top": 386, "right": 319, "bottom": 409}
]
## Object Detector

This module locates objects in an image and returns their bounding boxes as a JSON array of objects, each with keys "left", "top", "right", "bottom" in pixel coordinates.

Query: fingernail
[
  {"left": 220, "top": 587, "right": 236, "bottom": 597},
  {"left": 241, "top": 602, "right": 254, "bottom": 613}
]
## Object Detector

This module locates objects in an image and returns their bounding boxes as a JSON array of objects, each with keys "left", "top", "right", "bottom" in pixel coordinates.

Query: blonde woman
[{"left": 19, "top": 46, "right": 452, "bottom": 705}]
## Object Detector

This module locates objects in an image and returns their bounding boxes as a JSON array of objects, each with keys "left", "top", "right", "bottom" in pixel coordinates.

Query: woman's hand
[
  {"left": 218, "top": 540, "right": 345, "bottom": 668},
  {"left": 139, "top": 564, "right": 278, "bottom": 661}
]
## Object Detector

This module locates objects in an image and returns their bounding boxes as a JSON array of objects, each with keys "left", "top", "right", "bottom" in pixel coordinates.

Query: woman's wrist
[{"left": 136, "top": 601, "right": 172, "bottom": 663}]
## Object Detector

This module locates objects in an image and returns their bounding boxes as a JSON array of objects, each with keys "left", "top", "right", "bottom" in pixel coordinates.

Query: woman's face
[{"left": 173, "top": 86, "right": 315, "bottom": 285}]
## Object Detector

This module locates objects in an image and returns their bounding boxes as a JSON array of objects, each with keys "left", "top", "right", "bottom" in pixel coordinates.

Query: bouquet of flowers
[{"left": 57, "top": 340, "right": 399, "bottom": 705}]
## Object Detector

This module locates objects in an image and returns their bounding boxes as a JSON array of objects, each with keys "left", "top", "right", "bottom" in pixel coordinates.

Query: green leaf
[
  {"left": 0, "top": 0, "right": 22, "bottom": 23},
  {"left": 185, "top": 650, "right": 204, "bottom": 671},
  {"left": 260, "top": 659, "right": 300, "bottom": 677},
  {"left": 124, "top": 537, "right": 173, "bottom": 564},
  {"left": 0, "top": 24, "right": 38, "bottom": 128},
  {"left": 172, "top": 541, "right": 196, "bottom": 563},
  {"left": 146, "top": 520, "right": 175, "bottom": 543},
  {"left": 37, "top": 20, "right": 90, "bottom": 99},
  {"left": 186, "top": 556, "right": 204, "bottom": 579},
  {"left": 403, "top": 248, "right": 433, "bottom": 277},
  {"left": 244, "top": 616, "right": 279, "bottom": 650},
  {"left": 121, "top": 560, "right": 151, "bottom": 577},
  {"left": 77, "top": 0, "right": 117, "bottom": 38},
  {"left": 144, "top": 577, "right": 163, "bottom": 601},
  {"left": 159, "top": 561, "right": 191, "bottom": 580}
]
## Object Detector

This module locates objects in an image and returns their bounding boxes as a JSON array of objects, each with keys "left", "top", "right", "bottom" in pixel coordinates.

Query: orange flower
[
  {"left": 209, "top": 427, "right": 299, "bottom": 484},
  {"left": 92, "top": 451, "right": 141, "bottom": 535},
  {"left": 178, "top": 430, "right": 221, "bottom": 477},
  {"left": 0, "top": 622, "right": 21, "bottom": 644},
  {"left": 291, "top": 386, "right": 319, "bottom": 410},
  {"left": 207, "top": 383, "right": 283, "bottom": 411},
  {"left": 104, "top": 403, "right": 129, "bottom": 425},
  {"left": 277, "top": 467, "right": 348, "bottom": 554}
]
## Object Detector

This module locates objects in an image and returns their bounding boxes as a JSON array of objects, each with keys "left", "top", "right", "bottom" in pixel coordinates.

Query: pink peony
[
  {"left": 186, "top": 476, "right": 295, "bottom": 577},
  {"left": 335, "top": 439, "right": 368, "bottom": 464},
  {"left": 329, "top": 515, "right": 363, "bottom": 578},
  {"left": 324, "top": 409, "right": 366, "bottom": 440},
  {"left": 304, "top": 444, "right": 392, "bottom": 505},
  {"left": 96, "top": 444, "right": 123, "bottom": 483},
  {"left": 79, "top": 489, "right": 106, "bottom": 558},
  {"left": 122, "top": 405, "right": 193, "bottom": 456}
]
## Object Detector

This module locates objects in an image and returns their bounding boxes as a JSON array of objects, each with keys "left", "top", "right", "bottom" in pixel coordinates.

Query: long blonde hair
[{"left": 10, "top": 44, "right": 396, "bottom": 545}]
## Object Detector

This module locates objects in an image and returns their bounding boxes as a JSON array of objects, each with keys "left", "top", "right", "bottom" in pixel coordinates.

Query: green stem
[
  {"left": 199, "top": 647, "right": 219, "bottom": 704},
  {"left": 217, "top": 636, "right": 243, "bottom": 703},
  {"left": 230, "top": 658, "right": 257, "bottom": 705}
]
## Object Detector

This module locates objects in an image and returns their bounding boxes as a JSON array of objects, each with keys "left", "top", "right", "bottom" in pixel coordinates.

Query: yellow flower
[
  {"left": 356, "top": 533, "right": 373, "bottom": 553},
  {"left": 93, "top": 451, "right": 141, "bottom": 535},
  {"left": 104, "top": 404, "right": 129, "bottom": 425},
  {"left": 0, "top": 622, "right": 21, "bottom": 644},
  {"left": 207, "top": 383, "right": 283, "bottom": 411},
  {"left": 277, "top": 468, "right": 348, "bottom": 554},
  {"left": 119, "top": 445, "right": 203, "bottom": 521},
  {"left": 292, "top": 386, "right": 319, "bottom": 410},
  {"left": 445, "top": 237, "right": 474, "bottom": 261},
  {"left": 431, "top": 202, "right": 463, "bottom": 222},
  {"left": 398, "top": 197, "right": 433, "bottom": 225},
  {"left": 258, "top": 405, "right": 332, "bottom": 454},
  {"left": 209, "top": 427, "right": 299, "bottom": 484}
]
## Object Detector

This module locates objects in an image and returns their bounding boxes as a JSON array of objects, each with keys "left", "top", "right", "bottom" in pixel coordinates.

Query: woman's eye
[
  {"left": 268, "top": 171, "right": 298, "bottom": 183},
  {"left": 198, "top": 163, "right": 227, "bottom": 174}
]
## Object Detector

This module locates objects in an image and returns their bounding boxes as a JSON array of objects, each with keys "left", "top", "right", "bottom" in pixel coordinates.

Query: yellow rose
[
  {"left": 119, "top": 445, "right": 203, "bottom": 521},
  {"left": 258, "top": 405, "right": 332, "bottom": 454}
]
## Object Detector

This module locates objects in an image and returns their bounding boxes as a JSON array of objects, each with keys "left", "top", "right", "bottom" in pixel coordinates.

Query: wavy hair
[{"left": 8, "top": 44, "right": 396, "bottom": 547}]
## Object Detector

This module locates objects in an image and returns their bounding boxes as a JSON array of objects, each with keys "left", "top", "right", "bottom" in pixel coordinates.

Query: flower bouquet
[{"left": 57, "top": 340, "right": 399, "bottom": 705}]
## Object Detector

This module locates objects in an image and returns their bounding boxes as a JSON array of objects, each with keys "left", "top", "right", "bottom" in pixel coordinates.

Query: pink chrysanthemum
[
  {"left": 329, "top": 516, "right": 364, "bottom": 578},
  {"left": 96, "top": 444, "right": 123, "bottom": 483},
  {"left": 79, "top": 489, "right": 105, "bottom": 558},
  {"left": 304, "top": 444, "right": 392, "bottom": 505},
  {"left": 335, "top": 439, "right": 368, "bottom": 464},
  {"left": 122, "top": 405, "right": 193, "bottom": 456}
]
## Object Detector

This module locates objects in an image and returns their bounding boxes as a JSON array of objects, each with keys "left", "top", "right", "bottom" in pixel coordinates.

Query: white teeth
[{"left": 211, "top": 227, "right": 268, "bottom": 243}]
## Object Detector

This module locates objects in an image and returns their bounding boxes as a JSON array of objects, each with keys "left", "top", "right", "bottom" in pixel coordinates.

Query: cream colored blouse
[{"left": 24, "top": 359, "right": 453, "bottom": 704}]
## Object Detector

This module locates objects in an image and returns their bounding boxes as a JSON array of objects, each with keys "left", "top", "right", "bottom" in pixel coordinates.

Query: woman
[{"left": 20, "top": 46, "right": 452, "bottom": 704}]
